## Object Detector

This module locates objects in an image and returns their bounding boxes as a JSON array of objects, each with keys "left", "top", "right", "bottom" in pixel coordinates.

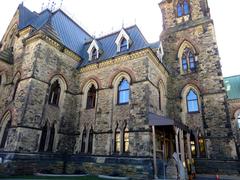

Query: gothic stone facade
[{"left": 0, "top": 0, "right": 239, "bottom": 178}]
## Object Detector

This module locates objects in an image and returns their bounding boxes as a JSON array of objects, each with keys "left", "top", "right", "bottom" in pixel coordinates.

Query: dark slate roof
[
  {"left": 79, "top": 25, "right": 150, "bottom": 67},
  {"left": 149, "top": 41, "right": 160, "bottom": 49},
  {"left": 17, "top": 4, "right": 92, "bottom": 56},
  {"left": 0, "top": 47, "right": 13, "bottom": 64},
  {"left": 224, "top": 75, "right": 240, "bottom": 100}
]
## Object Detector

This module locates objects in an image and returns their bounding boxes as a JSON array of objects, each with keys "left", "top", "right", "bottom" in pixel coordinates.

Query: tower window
[
  {"left": 48, "top": 80, "right": 61, "bottom": 106},
  {"left": 39, "top": 123, "right": 48, "bottom": 152},
  {"left": 118, "top": 78, "right": 130, "bottom": 104},
  {"left": 81, "top": 129, "right": 87, "bottom": 153},
  {"left": 88, "top": 128, "right": 94, "bottom": 154},
  {"left": 181, "top": 48, "right": 196, "bottom": 73},
  {"left": 115, "top": 128, "right": 121, "bottom": 153},
  {"left": 177, "top": 0, "right": 190, "bottom": 17},
  {"left": 47, "top": 124, "right": 55, "bottom": 152},
  {"left": 186, "top": 89, "right": 199, "bottom": 113},
  {"left": 86, "top": 85, "right": 97, "bottom": 109},
  {"left": 120, "top": 38, "right": 128, "bottom": 52}
]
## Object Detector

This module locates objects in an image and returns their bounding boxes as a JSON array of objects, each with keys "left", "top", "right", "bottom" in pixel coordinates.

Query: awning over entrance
[{"left": 148, "top": 112, "right": 189, "bottom": 132}]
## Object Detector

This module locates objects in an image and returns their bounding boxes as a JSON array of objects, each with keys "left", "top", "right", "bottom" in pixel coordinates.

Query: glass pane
[
  {"left": 177, "top": 3, "right": 183, "bottom": 17},
  {"left": 120, "top": 38, "right": 128, "bottom": 51},
  {"left": 183, "top": 0, "right": 190, "bottom": 15},
  {"left": 116, "top": 132, "right": 120, "bottom": 152},
  {"left": 124, "top": 132, "right": 129, "bottom": 152},
  {"left": 119, "top": 90, "right": 129, "bottom": 104},
  {"left": 187, "top": 90, "right": 197, "bottom": 101},
  {"left": 182, "top": 57, "right": 188, "bottom": 71},
  {"left": 238, "top": 119, "right": 240, "bottom": 129},
  {"left": 119, "top": 79, "right": 129, "bottom": 90},
  {"left": 188, "top": 99, "right": 199, "bottom": 112}
]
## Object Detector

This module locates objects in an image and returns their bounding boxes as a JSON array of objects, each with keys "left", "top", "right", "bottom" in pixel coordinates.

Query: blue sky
[{"left": 0, "top": 0, "right": 239, "bottom": 77}]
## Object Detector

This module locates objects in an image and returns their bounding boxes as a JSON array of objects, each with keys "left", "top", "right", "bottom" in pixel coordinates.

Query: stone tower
[{"left": 159, "top": 0, "right": 237, "bottom": 159}]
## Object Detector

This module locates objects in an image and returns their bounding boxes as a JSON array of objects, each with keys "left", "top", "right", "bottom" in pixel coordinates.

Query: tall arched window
[
  {"left": 39, "top": 123, "right": 48, "bottom": 152},
  {"left": 115, "top": 126, "right": 121, "bottom": 153},
  {"left": 186, "top": 89, "right": 199, "bottom": 113},
  {"left": 120, "top": 38, "right": 128, "bottom": 52},
  {"left": 81, "top": 128, "right": 87, "bottom": 153},
  {"left": 123, "top": 127, "right": 129, "bottom": 153},
  {"left": 118, "top": 78, "right": 130, "bottom": 104},
  {"left": 47, "top": 124, "right": 55, "bottom": 152},
  {"left": 159, "top": 89, "right": 161, "bottom": 110},
  {"left": 86, "top": 85, "right": 97, "bottom": 109},
  {"left": 48, "top": 80, "right": 61, "bottom": 106},
  {"left": 181, "top": 48, "right": 196, "bottom": 73},
  {"left": 91, "top": 47, "right": 98, "bottom": 60},
  {"left": 177, "top": 0, "right": 190, "bottom": 17},
  {"left": 88, "top": 128, "right": 94, "bottom": 154},
  {"left": 0, "top": 119, "right": 11, "bottom": 149}
]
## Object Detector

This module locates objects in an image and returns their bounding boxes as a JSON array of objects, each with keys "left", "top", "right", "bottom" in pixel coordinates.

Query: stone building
[{"left": 0, "top": 0, "right": 239, "bottom": 178}]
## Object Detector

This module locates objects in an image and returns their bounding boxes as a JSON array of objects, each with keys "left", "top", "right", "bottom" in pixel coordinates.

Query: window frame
[
  {"left": 86, "top": 85, "right": 97, "bottom": 109},
  {"left": 176, "top": 0, "right": 190, "bottom": 17},
  {"left": 123, "top": 128, "right": 129, "bottom": 153},
  {"left": 48, "top": 80, "right": 61, "bottom": 106},
  {"left": 120, "top": 38, "right": 128, "bottom": 52},
  {"left": 181, "top": 48, "right": 196, "bottom": 73},
  {"left": 117, "top": 78, "right": 130, "bottom": 105},
  {"left": 186, "top": 89, "right": 199, "bottom": 113}
]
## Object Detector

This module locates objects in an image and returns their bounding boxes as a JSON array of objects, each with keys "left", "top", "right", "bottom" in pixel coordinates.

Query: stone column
[
  {"left": 179, "top": 129, "right": 185, "bottom": 163},
  {"left": 186, "top": 133, "right": 192, "bottom": 162},
  {"left": 174, "top": 127, "right": 180, "bottom": 158},
  {"left": 152, "top": 126, "right": 158, "bottom": 179}
]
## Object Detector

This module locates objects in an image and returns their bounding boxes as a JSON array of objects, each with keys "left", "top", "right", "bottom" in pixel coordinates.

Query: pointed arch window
[
  {"left": 181, "top": 48, "right": 196, "bottom": 73},
  {"left": 0, "top": 119, "right": 11, "bottom": 149},
  {"left": 115, "top": 127, "right": 121, "bottom": 153},
  {"left": 48, "top": 80, "right": 61, "bottom": 106},
  {"left": 91, "top": 47, "right": 98, "bottom": 60},
  {"left": 39, "top": 123, "right": 48, "bottom": 152},
  {"left": 177, "top": 0, "right": 190, "bottom": 17},
  {"left": 120, "top": 38, "right": 128, "bottom": 52},
  {"left": 86, "top": 85, "right": 97, "bottom": 109},
  {"left": 123, "top": 127, "right": 129, "bottom": 153},
  {"left": 118, "top": 79, "right": 130, "bottom": 104},
  {"left": 88, "top": 128, "right": 94, "bottom": 154},
  {"left": 186, "top": 89, "right": 199, "bottom": 113},
  {"left": 81, "top": 128, "right": 87, "bottom": 153},
  {"left": 159, "top": 89, "right": 162, "bottom": 110},
  {"left": 47, "top": 124, "right": 55, "bottom": 152}
]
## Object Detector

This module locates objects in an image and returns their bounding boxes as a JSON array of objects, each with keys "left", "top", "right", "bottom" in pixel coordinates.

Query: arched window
[
  {"left": 177, "top": 0, "right": 190, "bottom": 17},
  {"left": 86, "top": 85, "right": 97, "bottom": 109},
  {"left": 181, "top": 48, "right": 196, "bottom": 73},
  {"left": 186, "top": 89, "right": 199, "bottom": 113},
  {"left": 39, "top": 123, "right": 48, "bottom": 152},
  {"left": 81, "top": 128, "right": 87, "bottom": 153},
  {"left": 115, "top": 127, "right": 121, "bottom": 153},
  {"left": 120, "top": 38, "right": 128, "bottom": 52},
  {"left": 48, "top": 80, "right": 61, "bottom": 106},
  {"left": 47, "top": 124, "right": 55, "bottom": 152},
  {"left": 0, "top": 119, "right": 11, "bottom": 149},
  {"left": 88, "top": 128, "right": 94, "bottom": 154},
  {"left": 118, "top": 78, "right": 130, "bottom": 104},
  {"left": 159, "top": 89, "right": 161, "bottom": 110},
  {"left": 91, "top": 47, "right": 98, "bottom": 60},
  {"left": 123, "top": 127, "right": 129, "bottom": 153},
  {"left": 237, "top": 113, "right": 240, "bottom": 129}
]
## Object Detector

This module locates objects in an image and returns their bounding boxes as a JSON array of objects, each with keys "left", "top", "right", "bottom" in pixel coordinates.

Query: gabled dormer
[
  {"left": 115, "top": 29, "right": 132, "bottom": 53},
  {"left": 87, "top": 39, "right": 102, "bottom": 61}
]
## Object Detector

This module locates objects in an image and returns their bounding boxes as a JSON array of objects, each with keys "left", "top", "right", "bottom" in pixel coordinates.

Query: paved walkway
[{"left": 196, "top": 174, "right": 240, "bottom": 180}]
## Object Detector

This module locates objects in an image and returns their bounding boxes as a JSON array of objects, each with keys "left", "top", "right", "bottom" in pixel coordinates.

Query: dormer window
[
  {"left": 120, "top": 38, "right": 128, "bottom": 52},
  {"left": 177, "top": 0, "right": 190, "bottom": 17},
  {"left": 115, "top": 29, "right": 132, "bottom": 53},
  {"left": 87, "top": 39, "right": 102, "bottom": 61},
  {"left": 91, "top": 47, "right": 98, "bottom": 61}
]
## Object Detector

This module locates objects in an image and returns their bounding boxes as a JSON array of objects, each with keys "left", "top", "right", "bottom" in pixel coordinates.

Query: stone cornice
[
  {"left": 18, "top": 26, "right": 34, "bottom": 36},
  {"left": 23, "top": 31, "right": 81, "bottom": 62},
  {"left": 80, "top": 48, "right": 169, "bottom": 77},
  {"left": 228, "top": 99, "right": 240, "bottom": 103}
]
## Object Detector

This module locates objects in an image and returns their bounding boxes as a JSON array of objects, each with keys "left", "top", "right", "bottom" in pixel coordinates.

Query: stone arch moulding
[
  {"left": 108, "top": 68, "right": 136, "bottom": 88},
  {"left": 80, "top": 76, "right": 102, "bottom": 93},
  {"left": 179, "top": 80, "right": 204, "bottom": 97},
  {"left": 49, "top": 74, "right": 68, "bottom": 91},
  {"left": 0, "top": 110, "right": 12, "bottom": 146},
  {"left": 177, "top": 39, "right": 200, "bottom": 58}
]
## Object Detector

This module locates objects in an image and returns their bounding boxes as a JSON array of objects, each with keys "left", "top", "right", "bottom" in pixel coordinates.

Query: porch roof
[{"left": 148, "top": 112, "right": 189, "bottom": 132}]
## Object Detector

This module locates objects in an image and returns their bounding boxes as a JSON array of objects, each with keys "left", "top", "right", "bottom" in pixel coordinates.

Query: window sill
[
  {"left": 117, "top": 102, "right": 129, "bottom": 106},
  {"left": 187, "top": 111, "right": 200, "bottom": 114}
]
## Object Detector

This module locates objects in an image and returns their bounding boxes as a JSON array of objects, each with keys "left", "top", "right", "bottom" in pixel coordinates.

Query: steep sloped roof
[
  {"left": 80, "top": 25, "right": 150, "bottom": 67},
  {"left": 224, "top": 75, "right": 240, "bottom": 100},
  {"left": 17, "top": 4, "right": 92, "bottom": 56}
]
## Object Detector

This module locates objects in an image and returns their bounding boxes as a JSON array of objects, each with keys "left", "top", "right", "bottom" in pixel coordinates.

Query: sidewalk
[{"left": 196, "top": 174, "right": 240, "bottom": 180}]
